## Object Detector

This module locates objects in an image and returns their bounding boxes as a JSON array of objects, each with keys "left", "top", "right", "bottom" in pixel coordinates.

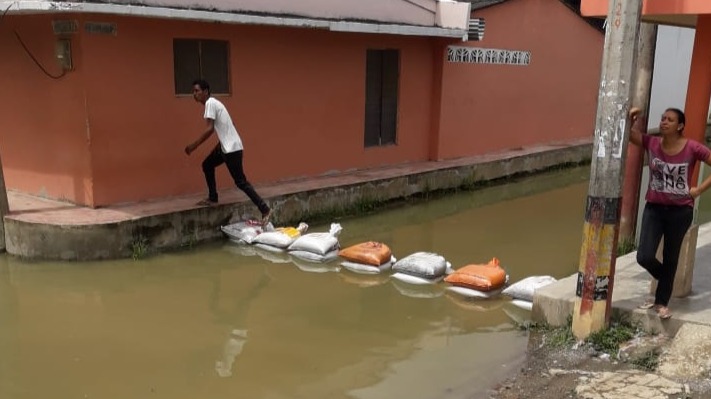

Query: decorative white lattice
[{"left": 447, "top": 46, "right": 531, "bottom": 66}]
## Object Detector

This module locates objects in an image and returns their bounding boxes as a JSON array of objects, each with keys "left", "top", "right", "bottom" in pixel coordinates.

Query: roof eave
[{"left": 0, "top": 1, "right": 469, "bottom": 39}]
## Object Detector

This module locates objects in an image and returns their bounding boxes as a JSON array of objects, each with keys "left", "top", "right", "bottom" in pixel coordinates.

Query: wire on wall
[
  {"left": 1, "top": 2, "right": 66, "bottom": 80},
  {"left": 13, "top": 31, "right": 66, "bottom": 79}
]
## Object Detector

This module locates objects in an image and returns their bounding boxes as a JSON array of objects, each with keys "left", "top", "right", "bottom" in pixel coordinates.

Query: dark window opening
[
  {"left": 173, "top": 39, "right": 230, "bottom": 95},
  {"left": 364, "top": 49, "right": 400, "bottom": 147}
]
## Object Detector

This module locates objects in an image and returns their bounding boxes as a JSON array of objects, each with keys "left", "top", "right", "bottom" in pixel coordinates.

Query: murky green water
[{"left": 0, "top": 167, "right": 592, "bottom": 399}]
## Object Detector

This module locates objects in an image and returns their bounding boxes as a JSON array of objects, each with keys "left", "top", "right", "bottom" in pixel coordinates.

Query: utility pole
[
  {"left": 619, "top": 22, "right": 658, "bottom": 246},
  {"left": 572, "top": 0, "right": 644, "bottom": 341}
]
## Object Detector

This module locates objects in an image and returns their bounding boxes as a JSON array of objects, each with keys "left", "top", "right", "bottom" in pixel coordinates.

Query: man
[{"left": 185, "top": 79, "right": 272, "bottom": 225}]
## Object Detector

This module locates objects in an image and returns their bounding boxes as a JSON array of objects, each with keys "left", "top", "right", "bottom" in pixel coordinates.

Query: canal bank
[{"left": 3, "top": 138, "right": 591, "bottom": 261}]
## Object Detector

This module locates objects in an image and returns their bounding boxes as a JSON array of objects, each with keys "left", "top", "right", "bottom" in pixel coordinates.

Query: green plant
[
  {"left": 132, "top": 236, "right": 149, "bottom": 260},
  {"left": 630, "top": 350, "right": 660, "bottom": 371},
  {"left": 519, "top": 316, "right": 576, "bottom": 349},
  {"left": 617, "top": 237, "right": 637, "bottom": 256},
  {"left": 587, "top": 315, "right": 639, "bottom": 355}
]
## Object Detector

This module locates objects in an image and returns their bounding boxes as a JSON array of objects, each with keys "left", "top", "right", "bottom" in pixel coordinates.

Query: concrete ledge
[
  {"left": 4, "top": 140, "right": 592, "bottom": 260},
  {"left": 534, "top": 223, "right": 711, "bottom": 337}
]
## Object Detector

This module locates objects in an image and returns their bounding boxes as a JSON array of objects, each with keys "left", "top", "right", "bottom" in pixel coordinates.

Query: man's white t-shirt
[{"left": 204, "top": 97, "right": 243, "bottom": 153}]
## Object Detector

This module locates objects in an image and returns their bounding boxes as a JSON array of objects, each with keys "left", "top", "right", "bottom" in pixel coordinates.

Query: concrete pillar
[
  {"left": 572, "top": 0, "right": 643, "bottom": 341},
  {"left": 650, "top": 224, "right": 698, "bottom": 298},
  {"left": 620, "top": 23, "right": 657, "bottom": 244}
]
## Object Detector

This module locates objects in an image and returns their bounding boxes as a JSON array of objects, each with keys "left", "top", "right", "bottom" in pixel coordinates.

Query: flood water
[{"left": 0, "top": 167, "right": 594, "bottom": 399}]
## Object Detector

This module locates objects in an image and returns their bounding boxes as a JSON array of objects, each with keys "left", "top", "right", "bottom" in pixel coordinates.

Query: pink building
[{"left": 0, "top": 0, "right": 602, "bottom": 208}]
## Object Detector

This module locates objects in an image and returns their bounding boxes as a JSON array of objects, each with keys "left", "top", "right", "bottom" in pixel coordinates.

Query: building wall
[
  {"left": 1, "top": 1, "right": 607, "bottom": 207},
  {"left": 0, "top": 15, "right": 95, "bottom": 205},
  {"left": 79, "top": 15, "right": 436, "bottom": 206},
  {"left": 648, "top": 25, "right": 711, "bottom": 129},
  {"left": 435, "top": 0, "right": 604, "bottom": 159}
]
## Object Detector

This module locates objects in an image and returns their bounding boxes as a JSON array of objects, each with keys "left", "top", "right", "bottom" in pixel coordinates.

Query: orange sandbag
[
  {"left": 338, "top": 242, "right": 392, "bottom": 266},
  {"left": 444, "top": 257, "right": 506, "bottom": 291}
]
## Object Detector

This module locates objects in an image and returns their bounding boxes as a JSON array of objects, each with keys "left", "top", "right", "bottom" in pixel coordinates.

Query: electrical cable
[{"left": 1, "top": 1, "right": 66, "bottom": 79}]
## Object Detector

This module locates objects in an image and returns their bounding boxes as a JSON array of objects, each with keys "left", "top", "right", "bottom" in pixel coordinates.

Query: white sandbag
[
  {"left": 252, "top": 231, "right": 296, "bottom": 248},
  {"left": 446, "top": 285, "right": 504, "bottom": 299},
  {"left": 254, "top": 243, "right": 286, "bottom": 253},
  {"left": 502, "top": 302, "right": 533, "bottom": 325},
  {"left": 292, "top": 257, "right": 340, "bottom": 273},
  {"left": 391, "top": 272, "right": 443, "bottom": 285},
  {"left": 221, "top": 222, "right": 264, "bottom": 244},
  {"left": 340, "top": 256, "right": 396, "bottom": 275},
  {"left": 502, "top": 275, "right": 557, "bottom": 302},
  {"left": 251, "top": 223, "right": 308, "bottom": 248},
  {"left": 289, "top": 250, "right": 340, "bottom": 263},
  {"left": 510, "top": 299, "right": 533, "bottom": 311},
  {"left": 392, "top": 252, "right": 448, "bottom": 279},
  {"left": 288, "top": 223, "right": 342, "bottom": 255},
  {"left": 391, "top": 279, "right": 444, "bottom": 299}
]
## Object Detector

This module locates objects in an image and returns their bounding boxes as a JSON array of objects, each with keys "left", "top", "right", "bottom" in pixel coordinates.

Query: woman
[{"left": 630, "top": 107, "right": 711, "bottom": 319}]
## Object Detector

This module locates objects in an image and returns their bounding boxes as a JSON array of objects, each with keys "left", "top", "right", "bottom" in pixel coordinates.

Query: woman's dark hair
[{"left": 665, "top": 108, "right": 686, "bottom": 129}]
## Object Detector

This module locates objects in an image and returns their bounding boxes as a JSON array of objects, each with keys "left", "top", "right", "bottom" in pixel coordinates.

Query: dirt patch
[{"left": 489, "top": 330, "right": 711, "bottom": 399}]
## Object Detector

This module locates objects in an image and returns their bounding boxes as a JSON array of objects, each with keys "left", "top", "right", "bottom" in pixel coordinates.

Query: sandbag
[
  {"left": 444, "top": 258, "right": 507, "bottom": 291},
  {"left": 221, "top": 221, "right": 264, "bottom": 244},
  {"left": 288, "top": 223, "right": 342, "bottom": 255},
  {"left": 392, "top": 252, "right": 448, "bottom": 279},
  {"left": 289, "top": 249, "right": 340, "bottom": 263},
  {"left": 254, "top": 243, "right": 286, "bottom": 254},
  {"left": 501, "top": 275, "right": 557, "bottom": 302},
  {"left": 391, "top": 272, "right": 444, "bottom": 285},
  {"left": 340, "top": 256, "right": 396, "bottom": 275},
  {"left": 338, "top": 242, "right": 392, "bottom": 266},
  {"left": 445, "top": 285, "right": 504, "bottom": 299},
  {"left": 251, "top": 223, "right": 308, "bottom": 248},
  {"left": 510, "top": 299, "right": 534, "bottom": 311}
]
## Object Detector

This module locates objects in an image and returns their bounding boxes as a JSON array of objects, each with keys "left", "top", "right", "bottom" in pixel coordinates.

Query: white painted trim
[{"left": 0, "top": 1, "right": 467, "bottom": 38}]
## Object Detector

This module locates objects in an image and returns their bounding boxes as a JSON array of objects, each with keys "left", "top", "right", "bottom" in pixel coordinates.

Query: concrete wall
[
  {"left": 435, "top": 0, "right": 604, "bottom": 159},
  {"left": 648, "top": 25, "right": 711, "bottom": 129},
  {"left": 0, "top": 15, "right": 95, "bottom": 205},
  {"left": 0, "top": 14, "right": 439, "bottom": 207},
  {"left": 0, "top": 1, "right": 606, "bottom": 208}
]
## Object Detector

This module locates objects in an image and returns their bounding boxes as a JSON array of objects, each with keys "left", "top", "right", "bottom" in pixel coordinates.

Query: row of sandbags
[
  {"left": 220, "top": 220, "right": 557, "bottom": 309},
  {"left": 221, "top": 221, "right": 342, "bottom": 263}
]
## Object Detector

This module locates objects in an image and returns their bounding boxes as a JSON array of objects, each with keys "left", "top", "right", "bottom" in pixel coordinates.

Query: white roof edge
[{"left": 0, "top": 1, "right": 468, "bottom": 39}]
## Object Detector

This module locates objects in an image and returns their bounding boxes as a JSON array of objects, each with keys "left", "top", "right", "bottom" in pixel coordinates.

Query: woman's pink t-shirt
[{"left": 643, "top": 134, "right": 711, "bottom": 207}]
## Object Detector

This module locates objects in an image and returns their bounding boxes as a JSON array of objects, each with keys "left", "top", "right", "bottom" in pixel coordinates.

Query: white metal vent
[
  {"left": 468, "top": 18, "right": 485, "bottom": 41},
  {"left": 447, "top": 46, "right": 531, "bottom": 66}
]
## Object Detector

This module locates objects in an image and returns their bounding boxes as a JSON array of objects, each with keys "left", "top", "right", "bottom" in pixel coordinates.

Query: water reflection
[{"left": 0, "top": 166, "right": 590, "bottom": 399}]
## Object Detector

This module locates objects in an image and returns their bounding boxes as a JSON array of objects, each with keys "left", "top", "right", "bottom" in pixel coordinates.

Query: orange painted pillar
[{"left": 685, "top": 15, "right": 711, "bottom": 184}]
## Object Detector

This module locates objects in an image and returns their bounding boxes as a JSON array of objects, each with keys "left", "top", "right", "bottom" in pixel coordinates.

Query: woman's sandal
[
  {"left": 638, "top": 300, "right": 655, "bottom": 310},
  {"left": 657, "top": 306, "right": 672, "bottom": 320}
]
